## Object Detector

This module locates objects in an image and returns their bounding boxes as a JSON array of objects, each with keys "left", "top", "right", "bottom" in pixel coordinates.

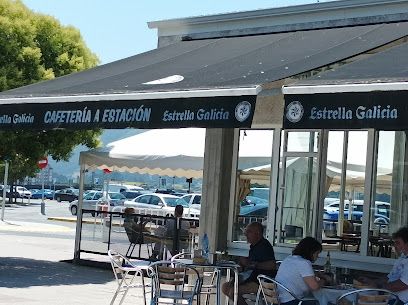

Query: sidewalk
[
  {"left": 0, "top": 220, "right": 74, "bottom": 233},
  {"left": 0, "top": 221, "right": 148, "bottom": 305}
]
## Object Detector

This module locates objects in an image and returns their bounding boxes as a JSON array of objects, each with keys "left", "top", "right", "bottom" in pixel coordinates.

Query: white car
[
  {"left": 69, "top": 191, "right": 126, "bottom": 216},
  {"left": 5, "top": 186, "right": 32, "bottom": 198},
  {"left": 179, "top": 193, "right": 201, "bottom": 211},
  {"left": 123, "top": 193, "right": 199, "bottom": 218},
  {"left": 14, "top": 186, "right": 32, "bottom": 198}
]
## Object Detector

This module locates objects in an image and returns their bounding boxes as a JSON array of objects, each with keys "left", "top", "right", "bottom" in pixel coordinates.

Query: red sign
[{"left": 37, "top": 157, "right": 48, "bottom": 169}]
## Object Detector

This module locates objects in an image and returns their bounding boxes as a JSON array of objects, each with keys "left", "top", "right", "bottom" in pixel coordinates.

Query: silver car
[
  {"left": 123, "top": 193, "right": 200, "bottom": 218},
  {"left": 69, "top": 191, "right": 126, "bottom": 216},
  {"left": 124, "top": 193, "right": 180, "bottom": 216}
]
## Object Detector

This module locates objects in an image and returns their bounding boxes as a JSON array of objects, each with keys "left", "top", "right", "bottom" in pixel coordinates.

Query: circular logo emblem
[
  {"left": 286, "top": 101, "right": 304, "bottom": 123},
  {"left": 235, "top": 101, "right": 252, "bottom": 122}
]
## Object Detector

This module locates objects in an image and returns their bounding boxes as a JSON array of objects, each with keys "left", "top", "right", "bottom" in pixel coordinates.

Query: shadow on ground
[{"left": 0, "top": 257, "right": 113, "bottom": 288}]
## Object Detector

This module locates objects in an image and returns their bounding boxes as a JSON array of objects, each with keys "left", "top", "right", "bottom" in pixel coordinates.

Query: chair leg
[
  {"left": 129, "top": 244, "right": 136, "bottom": 257},
  {"left": 118, "top": 286, "right": 131, "bottom": 305},
  {"left": 141, "top": 273, "right": 147, "bottom": 305},
  {"left": 126, "top": 243, "right": 133, "bottom": 257},
  {"left": 146, "top": 243, "right": 152, "bottom": 258},
  {"left": 111, "top": 278, "right": 125, "bottom": 305}
]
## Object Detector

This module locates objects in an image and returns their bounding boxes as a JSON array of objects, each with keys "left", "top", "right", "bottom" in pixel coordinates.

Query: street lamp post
[
  {"left": 48, "top": 166, "right": 53, "bottom": 190},
  {"left": 1, "top": 160, "right": 9, "bottom": 221},
  {"left": 40, "top": 168, "right": 45, "bottom": 215}
]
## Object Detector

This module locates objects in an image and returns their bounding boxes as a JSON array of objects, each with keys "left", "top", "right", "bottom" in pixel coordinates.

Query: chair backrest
[
  {"left": 149, "top": 261, "right": 201, "bottom": 297},
  {"left": 123, "top": 219, "right": 143, "bottom": 244},
  {"left": 108, "top": 250, "right": 142, "bottom": 283},
  {"left": 336, "top": 288, "right": 400, "bottom": 305},
  {"left": 257, "top": 275, "right": 280, "bottom": 305},
  {"left": 170, "top": 252, "right": 192, "bottom": 262},
  {"left": 171, "top": 252, "right": 218, "bottom": 288}
]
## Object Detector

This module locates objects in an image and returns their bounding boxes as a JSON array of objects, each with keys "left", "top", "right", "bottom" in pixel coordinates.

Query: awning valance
[
  {"left": 283, "top": 42, "right": 408, "bottom": 130},
  {"left": 1, "top": 22, "right": 408, "bottom": 130}
]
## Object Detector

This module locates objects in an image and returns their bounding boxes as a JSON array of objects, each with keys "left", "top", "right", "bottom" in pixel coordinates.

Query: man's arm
[
  {"left": 357, "top": 275, "right": 408, "bottom": 292},
  {"left": 253, "top": 260, "right": 276, "bottom": 271},
  {"left": 239, "top": 256, "right": 250, "bottom": 268},
  {"left": 384, "top": 279, "right": 408, "bottom": 292}
]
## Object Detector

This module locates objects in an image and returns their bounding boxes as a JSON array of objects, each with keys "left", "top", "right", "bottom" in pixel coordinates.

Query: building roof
[
  {"left": 0, "top": 22, "right": 407, "bottom": 129},
  {"left": 283, "top": 41, "right": 408, "bottom": 94}
]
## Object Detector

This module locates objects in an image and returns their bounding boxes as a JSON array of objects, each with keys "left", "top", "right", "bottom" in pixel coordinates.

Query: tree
[{"left": 0, "top": 0, "right": 101, "bottom": 182}]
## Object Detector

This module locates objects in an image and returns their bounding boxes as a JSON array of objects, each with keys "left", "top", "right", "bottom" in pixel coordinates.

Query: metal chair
[
  {"left": 108, "top": 250, "right": 149, "bottom": 305},
  {"left": 256, "top": 275, "right": 316, "bottom": 305},
  {"left": 171, "top": 252, "right": 218, "bottom": 305},
  {"left": 148, "top": 260, "right": 202, "bottom": 305},
  {"left": 123, "top": 217, "right": 153, "bottom": 258},
  {"left": 336, "top": 288, "right": 400, "bottom": 305}
]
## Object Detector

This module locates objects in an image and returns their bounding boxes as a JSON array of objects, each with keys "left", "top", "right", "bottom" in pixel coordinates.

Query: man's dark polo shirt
[{"left": 246, "top": 237, "right": 276, "bottom": 282}]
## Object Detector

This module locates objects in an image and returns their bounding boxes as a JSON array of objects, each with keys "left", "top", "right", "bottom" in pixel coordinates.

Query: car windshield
[
  {"left": 246, "top": 196, "right": 268, "bottom": 205},
  {"left": 163, "top": 197, "right": 179, "bottom": 207},
  {"left": 109, "top": 192, "right": 126, "bottom": 200},
  {"left": 174, "top": 197, "right": 190, "bottom": 207}
]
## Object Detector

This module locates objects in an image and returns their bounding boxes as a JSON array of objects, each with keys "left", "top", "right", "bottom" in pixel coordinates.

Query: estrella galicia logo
[
  {"left": 235, "top": 101, "right": 251, "bottom": 122},
  {"left": 286, "top": 101, "right": 304, "bottom": 123}
]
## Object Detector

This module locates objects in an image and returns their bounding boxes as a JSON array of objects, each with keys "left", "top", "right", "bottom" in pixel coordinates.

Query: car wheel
[
  {"left": 56, "top": 196, "right": 61, "bottom": 202},
  {"left": 71, "top": 205, "right": 78, "bottom": 216},
  {"left": 91, "top": 211, "right": 95, "bottom": 217}
]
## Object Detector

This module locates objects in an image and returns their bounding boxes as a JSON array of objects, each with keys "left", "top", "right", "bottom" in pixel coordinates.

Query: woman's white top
[{"left": 275, "top": 255, "right": 315, "bottom": 303}]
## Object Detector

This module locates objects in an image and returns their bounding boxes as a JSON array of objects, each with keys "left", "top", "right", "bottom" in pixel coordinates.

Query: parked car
[
  {"left": 177, "top": 192, "right": 268, "bottom": 217},
  {"left": 121, "top": 190, "right": 148, "bottom": 199},
  {"left": 249, "top": 188, "right": 269, "bottom": 201},
  {"left": 108, "top": 184, "right": 144, "bottom": 193},
  {"left": 6, "top": 186, "right": 32, "bottom": 198},
  {"left": 54, "top": 188, "right": 79, "bottom": 202},
  {"left": 154, "top": 189, "right": 184, "bottom": 196},
  {"left": 323, "top": 200, "right": 391, "bottom": 224},
  {"left": 239, "top": 196, "right": 269, "bottom": 217},
  {"left": 123, "top": 193, "right": 197, "bottom": 217},
  {"left": 179, "top": 193, "right": 202, "bottom": 210},
  {"left": 69, "top": 191, "right": 126, "bottom": 216},
  {"left": 31, "top": 189, "right": 54, "bottom": 200}
]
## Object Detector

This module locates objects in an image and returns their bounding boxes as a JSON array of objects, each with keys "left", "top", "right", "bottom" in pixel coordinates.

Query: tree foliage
[{"left": 0, "top": 0, "right": 101, "bottom": 181}]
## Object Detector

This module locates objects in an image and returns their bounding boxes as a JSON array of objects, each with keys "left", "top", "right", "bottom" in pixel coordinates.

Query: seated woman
[
  {"left": 123, "top": 207, "right": 144, "bottom": 244},
  {"left": 275, "top": 237, "right": 331, "bottom": 305}
]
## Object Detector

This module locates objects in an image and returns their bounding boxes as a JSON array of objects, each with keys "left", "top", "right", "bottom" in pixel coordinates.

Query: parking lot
[{"left": 1, "top": 198, "right": 76, "bottom": 233}]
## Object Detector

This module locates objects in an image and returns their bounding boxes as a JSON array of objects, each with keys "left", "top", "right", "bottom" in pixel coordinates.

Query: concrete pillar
[{"left": 199, "top": 128, "right": 237, "bottom": 253}]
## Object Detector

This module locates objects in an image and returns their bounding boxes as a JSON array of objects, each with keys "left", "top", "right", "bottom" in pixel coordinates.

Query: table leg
[
  {"left": 216, "top": 271, "right": 221, "bottom": 305},
  {"left": 225, "top": 268, "right": 231, "bottom": 305},
  {"left": 233, "top": 268, "right": 238, "bottom": 305}
]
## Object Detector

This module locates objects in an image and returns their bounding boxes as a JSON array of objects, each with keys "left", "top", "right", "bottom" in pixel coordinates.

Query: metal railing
[{"left": 78, "top": 209, "right": 199, "bottom": 260}]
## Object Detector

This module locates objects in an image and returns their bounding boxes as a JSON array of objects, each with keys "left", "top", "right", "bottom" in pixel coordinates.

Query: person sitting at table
[
  {"left": 149, "top": 204, "right": 190, "bottom": 260},
  {"left": 357, "top": 226, "right": 408, "bottom": 305},
  {"left": 222, "top": 222, "right": 277, "bottom": 305},
  {"left": 123, "top": 207, "right": 145, "bottom": 244},
  {"left": 276, "top": 237, "right": 332, "bottom": 305}
]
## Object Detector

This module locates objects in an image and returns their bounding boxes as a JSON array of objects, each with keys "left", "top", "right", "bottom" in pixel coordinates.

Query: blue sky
[{"left": 22, "top": 0, "right": 325, "bottom": 65}]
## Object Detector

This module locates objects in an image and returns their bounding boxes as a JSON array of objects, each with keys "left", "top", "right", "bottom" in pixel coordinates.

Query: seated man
[
  {"left": 358, "top": 226, "right": 408, "bottom": 305},
  {"left": 149, "top": 204, "right": 190, "bottom": 260},
  {"left": 222, "top": 222, "right": 277, "bottom": 305}
]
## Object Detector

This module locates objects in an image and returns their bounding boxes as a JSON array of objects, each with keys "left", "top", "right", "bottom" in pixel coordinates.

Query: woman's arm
[{"left": 303, "top": 275, "right": 325, "bottom": 291}]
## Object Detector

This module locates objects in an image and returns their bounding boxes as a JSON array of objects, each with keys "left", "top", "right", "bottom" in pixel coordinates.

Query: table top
[
  {"left": 313, "top": 285, "right": 356, "bottom": 304},
  {"left": 172, "top": 258, "right": 240, "bottom": 269}
]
